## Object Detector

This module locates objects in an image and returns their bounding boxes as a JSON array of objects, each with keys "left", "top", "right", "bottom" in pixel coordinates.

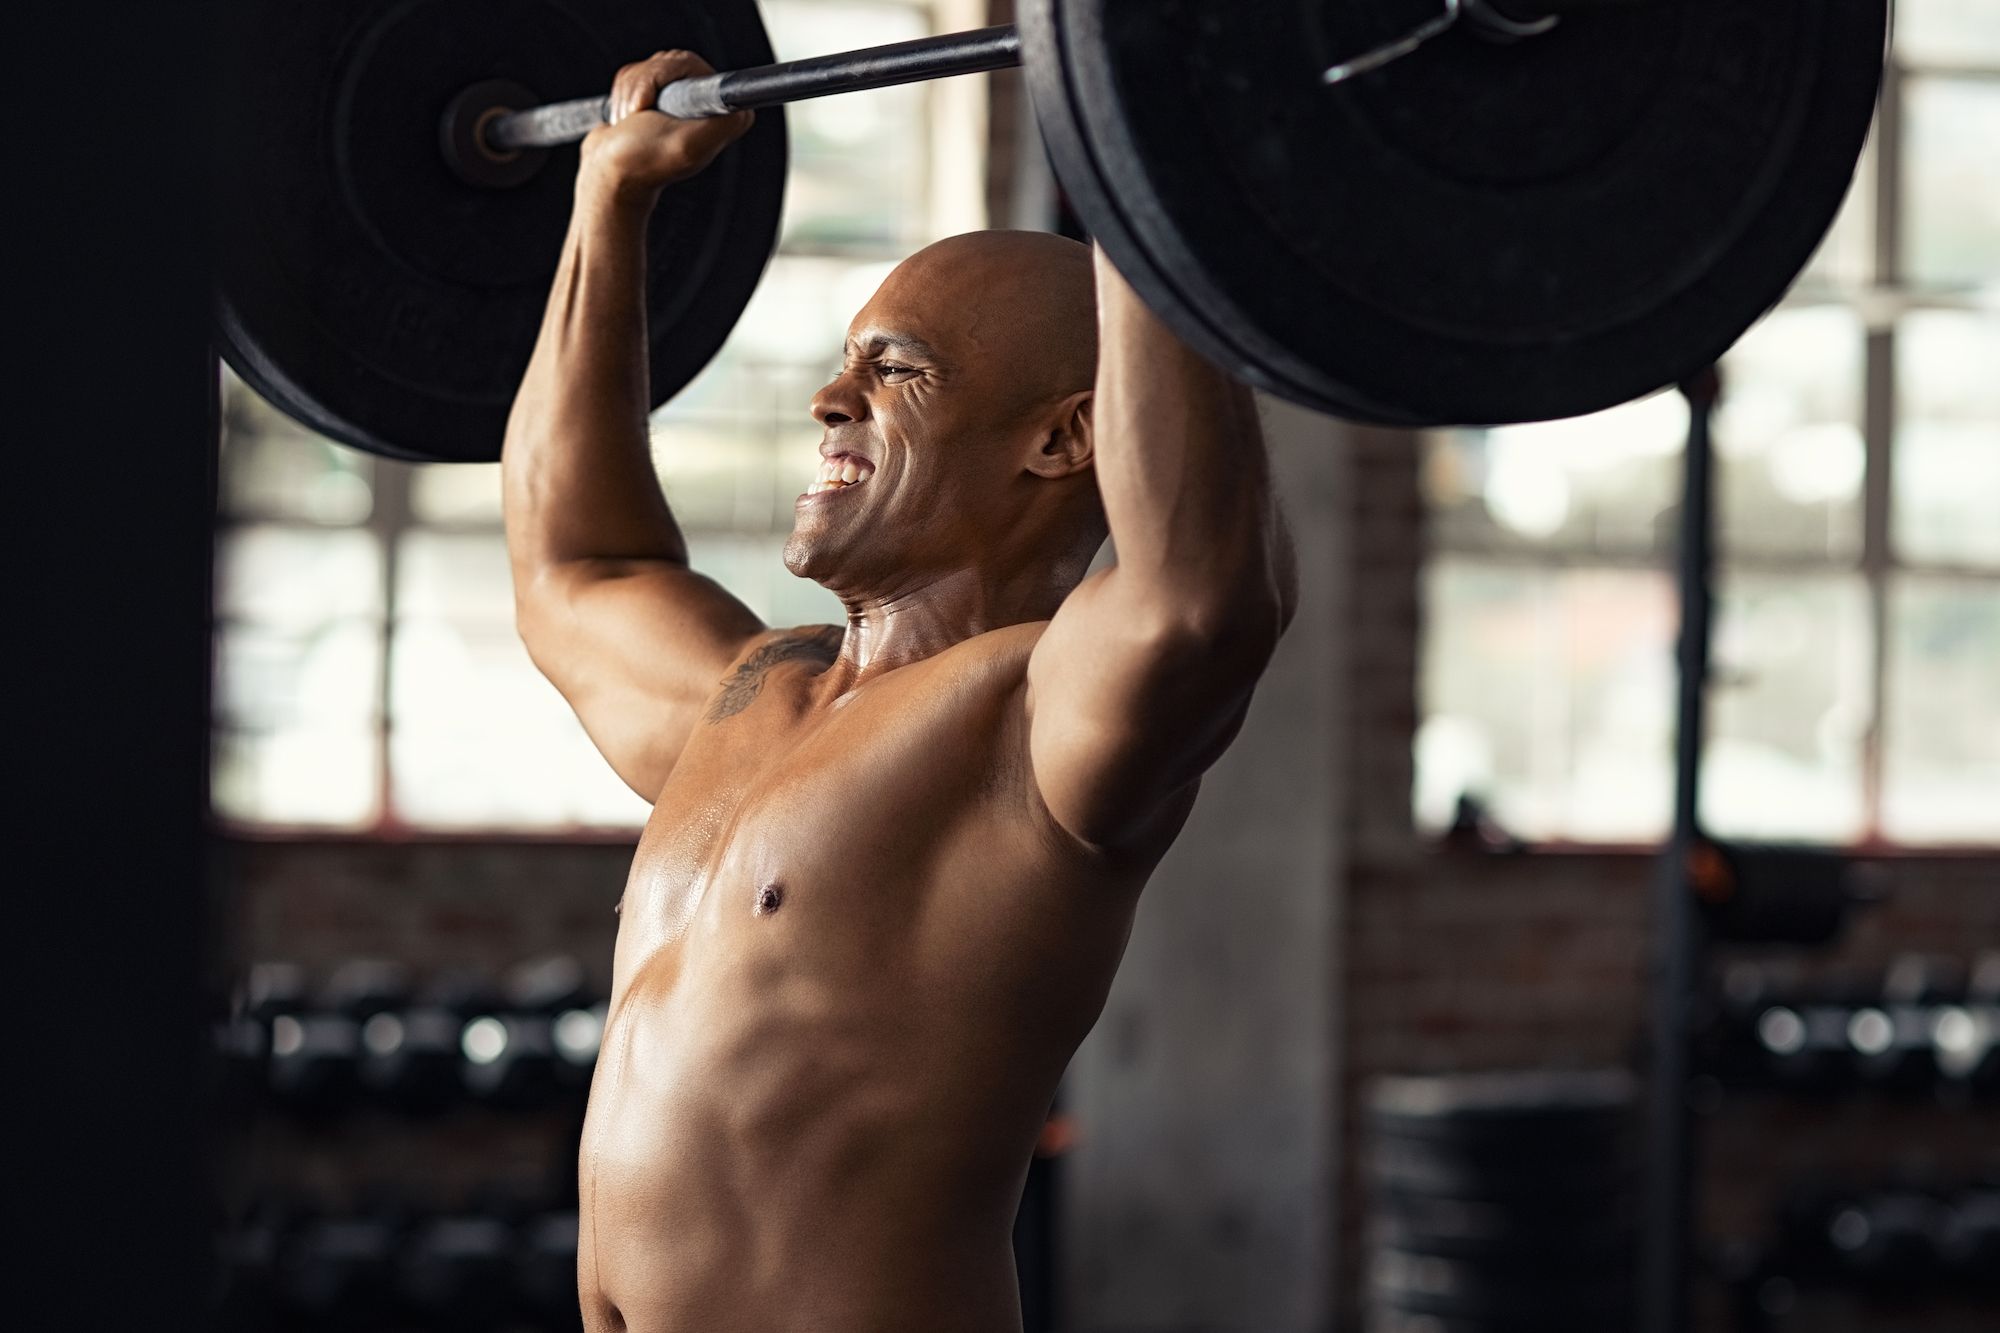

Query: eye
[{"left": 877, "top": 363, "right": 918, "bottom": 382}]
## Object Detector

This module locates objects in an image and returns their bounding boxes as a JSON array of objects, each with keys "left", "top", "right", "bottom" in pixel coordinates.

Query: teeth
[{"left": 808, "top": 455, "right": 874, "bottom": 494}]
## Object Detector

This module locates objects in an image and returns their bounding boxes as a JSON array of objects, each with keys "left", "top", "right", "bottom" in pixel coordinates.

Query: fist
[{"left": 578, "top": 51, "right": 755, "bottom": 197}]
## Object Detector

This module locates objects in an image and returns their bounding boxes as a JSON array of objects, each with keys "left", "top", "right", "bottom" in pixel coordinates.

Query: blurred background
[{"left": 202, "top": 2, "right": 1996, "bottom": 1331}]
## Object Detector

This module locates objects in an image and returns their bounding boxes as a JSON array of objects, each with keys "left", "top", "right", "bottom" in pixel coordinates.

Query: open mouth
[{"left": 805, "top": 453, "right": 875, "bottom": 496}]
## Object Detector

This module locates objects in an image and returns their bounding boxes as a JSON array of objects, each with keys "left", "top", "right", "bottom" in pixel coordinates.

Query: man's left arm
[{"left": 1026, "top": 247, "right": 1298, "bottom": 851}]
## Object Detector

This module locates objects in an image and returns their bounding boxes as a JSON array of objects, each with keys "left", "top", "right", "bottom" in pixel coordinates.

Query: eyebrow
[{"left": 844, "top": 332, "right": 946, "bottom": 364}]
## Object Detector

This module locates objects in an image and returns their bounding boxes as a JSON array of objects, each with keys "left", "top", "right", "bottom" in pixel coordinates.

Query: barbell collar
[{"left": 487, "top": 24, "right": 1023, "bottom": 152}]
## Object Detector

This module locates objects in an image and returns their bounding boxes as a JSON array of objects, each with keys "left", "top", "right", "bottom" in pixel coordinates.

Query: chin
[{"left": 782, "top": 526, "right": 851, "bottom": 586}]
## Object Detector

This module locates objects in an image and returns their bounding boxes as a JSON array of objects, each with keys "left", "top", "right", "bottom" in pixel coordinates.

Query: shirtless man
[{"left": 503, "top": 51, "right": 1297, "bottom": 1333}]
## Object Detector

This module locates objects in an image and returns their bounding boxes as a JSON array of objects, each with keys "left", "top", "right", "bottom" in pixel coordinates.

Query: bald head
[{"left": 866, "top": 231, "right": 1099, "bottom": 409}]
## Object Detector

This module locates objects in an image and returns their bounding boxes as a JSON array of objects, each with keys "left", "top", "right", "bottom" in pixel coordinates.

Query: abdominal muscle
[{"left": 575, "top": 888, "right": 1057, "bottom": 1333}]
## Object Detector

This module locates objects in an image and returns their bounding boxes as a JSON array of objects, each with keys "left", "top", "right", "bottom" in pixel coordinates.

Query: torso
[{"left": 577, "top": 622, "right": 1188, "bottom": 1333}]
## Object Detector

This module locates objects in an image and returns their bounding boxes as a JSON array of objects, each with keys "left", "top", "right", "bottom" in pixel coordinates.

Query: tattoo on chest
[{"left": 705, "top": 627, "right": 842, "bottom": 723}]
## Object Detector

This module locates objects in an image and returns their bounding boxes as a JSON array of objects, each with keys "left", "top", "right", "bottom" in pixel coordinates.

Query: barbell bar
[{"left": 486, "top": 25, "right": 1026, "bottom": 154}]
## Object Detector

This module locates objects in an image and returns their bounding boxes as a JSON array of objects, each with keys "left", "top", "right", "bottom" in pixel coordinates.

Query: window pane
[
  {"left": 1702, "top": 575, "right": 1871, "bottom": 841},
  {"left": 1897, "top": 0, "right": 2000, "bottom": 65},
  {"left": 768, "top": 2, "right": 932, "bottom": 251},
  {"left": 216, "top": 526, "right": 383, "bottom": 630},
  {"left": 1894, "top": 309, "right": 2000, "bottom": 568},
  {"left": 684, "top": 532, "right": 845, "bottom": 627},
  {"left": 1904, "top": 78, "right": 2000, "bottom": 288},
  {"left": 391, "top": 532, "right": 649, "bottom": 829},
  {"left": 1881, "top": 579, "right": 2000, "bottom": 843},
  {"left": 1715, "top": 306, "right": 1866, "bottom": 561},
  {"left": 214, "top": 729, "right": 380, "bottom": 829},
  {"left": 212, "top": 621, "right": 382, "bottom": 828},
  {"left": 1418, "top": 560, "right": 1674, "bottom": 841},
  {"left": 219, "top": 368, "right": 373, "bottom": 524},
  {"left": 408, "top": 459, "right": 502, "bottom": 526},
  {"left": 1799, "top": 125, "right": 1876, "bottom": 289},
  {"left": 1424, "top": 393, "right": 1687, "bottom": 558}
]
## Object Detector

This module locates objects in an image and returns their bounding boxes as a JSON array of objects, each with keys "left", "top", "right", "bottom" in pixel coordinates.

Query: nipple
[{"left": 755, "top": 883, "right": 784, "bottom": 915}]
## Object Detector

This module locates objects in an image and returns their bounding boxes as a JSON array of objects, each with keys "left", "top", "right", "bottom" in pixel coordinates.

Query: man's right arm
[{"left": 503, "top": 52, "right": 764, "bottom": 803}]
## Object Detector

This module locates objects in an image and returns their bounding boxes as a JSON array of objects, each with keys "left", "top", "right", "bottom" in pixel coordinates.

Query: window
[
  {"left": 1418, "top": 7, "right": 2000, "bottom": 848},
  {"left": 213, "top": 0, "right": 990, "bottom": 833}
]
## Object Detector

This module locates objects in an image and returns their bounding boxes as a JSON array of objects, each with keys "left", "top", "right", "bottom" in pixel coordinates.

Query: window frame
[{"left": 1418, "top": 32, "right": 2000, "bottom": 854}]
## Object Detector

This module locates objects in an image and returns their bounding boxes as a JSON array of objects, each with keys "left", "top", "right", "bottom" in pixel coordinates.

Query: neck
[{"left": 826, "top": 560, "right": 1080, "bottom": 679}]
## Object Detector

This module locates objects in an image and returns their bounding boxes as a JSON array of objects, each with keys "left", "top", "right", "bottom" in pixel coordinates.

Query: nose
[{"left": 811, "top": 367, "right": 868, "bottom": 428}]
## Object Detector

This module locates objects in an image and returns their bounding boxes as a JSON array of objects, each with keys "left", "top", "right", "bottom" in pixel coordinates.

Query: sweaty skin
[{"left": 502, "top": 51, "right": 1297, "bottom": 1333}]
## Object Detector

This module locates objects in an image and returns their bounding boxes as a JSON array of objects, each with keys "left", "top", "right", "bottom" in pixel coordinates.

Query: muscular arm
[
  {"left": 1026, "top": 248, "right": 1297, "bottom": 850},
  {"left": 503, "top": 57, "right": 764, "bottom": 802}
]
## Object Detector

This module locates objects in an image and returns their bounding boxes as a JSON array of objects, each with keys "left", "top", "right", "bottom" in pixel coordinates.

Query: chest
[{"left": 619, "top": 653, "right": 1028, "bottom": 946}]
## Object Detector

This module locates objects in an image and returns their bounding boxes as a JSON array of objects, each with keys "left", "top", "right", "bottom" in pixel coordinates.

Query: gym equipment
[
  {"left": 357, "top": 973, "right": 498, "bottom": 1114},
  {"left": 216, "top": 0, "right": 1888, "bottom": 461},
  {"left": 457, "top": 955, "right": 604, "bottom": 1107},
  {"left": 1364, "top": 1071, "right": 1638, "bottom": 1332},
  {"left": 1695, "top": 956, "right": 2000, "bottom": 1103},
  {"left": 399, "top": 1213, "right": 520, "bottom": 1330},
  {"left": 251, "top": 964, "right": 368, "bottom": 1114}
]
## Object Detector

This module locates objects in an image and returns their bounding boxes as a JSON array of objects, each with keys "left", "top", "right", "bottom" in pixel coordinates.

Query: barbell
[{"left": 214, "top": 0, "right": 1887, "bottom": 464}]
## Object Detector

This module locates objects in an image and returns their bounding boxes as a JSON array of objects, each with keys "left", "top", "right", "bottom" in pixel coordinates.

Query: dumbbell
[
  {"left": 212, "top": 1197, "right": 292, "bottom": 1332},
  {"left": 1933, "top": 951, "right": 2000, "bottom": 1102},
  {"left": 1743, "top": 976, "right": 1857, "bottom": 1095},
  {"left": 247, "top": 963, "right": 365, "bottom": 1115},
  {"left": 1777, "top": 1181, "right": 1950, "bottom": 1292},
  {"left": 461, "top": 956, "right": 604, "bottom": 1109},
  {"left": 516, "top": 1210, "right": 584, "bottom": 1331},
  {"left": 211, "top": 973, "right": 277, "bottom": 1115},
  {"left": 1939, "top": 1184, "right": 2000, "bottom": 1292},
  {"left": 357, "top": 972, "right": 497, "bottom": 1116},
  {"left": 274, "top": 1203, "right": 405, "bottom": 1327},
  {"left": 398, "top": 1211, "right": 521, "bottom": 1330},
  {"left": 1847, "top": 954, "right": 1964, "bottom": 1094}
]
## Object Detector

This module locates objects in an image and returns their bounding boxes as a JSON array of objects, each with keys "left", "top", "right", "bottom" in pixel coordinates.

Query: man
[{"left": 504, "top": 50, "right": 1296, "bottom": 1333}]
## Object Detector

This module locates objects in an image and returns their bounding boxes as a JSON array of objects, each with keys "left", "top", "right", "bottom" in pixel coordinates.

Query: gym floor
[{"left": 19, "top": 3, "right": 1997, "bottom": 1333}]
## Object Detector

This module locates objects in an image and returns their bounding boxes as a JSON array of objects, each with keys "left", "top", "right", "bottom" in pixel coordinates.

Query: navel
[{"left": 754, "top": 883, "right": 785, "bottom": 915}]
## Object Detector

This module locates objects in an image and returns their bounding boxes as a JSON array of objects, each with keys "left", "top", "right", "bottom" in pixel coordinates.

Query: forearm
[
  {"left": 1091, "top": 247, "right": 1286, "bottom": 625},
  {"left": 502, "top": 171, "right": 688, "bottom": 580}
]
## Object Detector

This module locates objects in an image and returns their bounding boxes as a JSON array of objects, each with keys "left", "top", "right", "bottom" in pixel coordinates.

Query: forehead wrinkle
[{"left": 845, "top": 329, "right": 948, "bottom": 365}]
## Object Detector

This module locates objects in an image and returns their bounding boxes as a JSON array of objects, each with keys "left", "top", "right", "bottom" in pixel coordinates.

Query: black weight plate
[
  {"left": 1372, "top": 1247, "right": 1635, "bottom": 1307},
  {"left": 1024, "top": 0, "right": 1886, "bottom": 426},
  {"left": 1371, "top": 1213, "right": 1635, "bottom": 1267},
  {"left": 1367, "top": 1070, "right": 1634, "bottom": 1130},
  {"left": 1365, "top": 1308, "right": 1623, "bottom": 1333},
  {"left": 1371, "top": 1190, "right": 1638, "bottom": 1245},
  {"left": 217, "top": 0, "right": 786, "bottom": 462},
  {"left": 1368, "top": 1140, "right": 1634, "bottom": 1202},
  {"left": 1369, "top": 1116, "right": 1634, "bottom": 1161}
]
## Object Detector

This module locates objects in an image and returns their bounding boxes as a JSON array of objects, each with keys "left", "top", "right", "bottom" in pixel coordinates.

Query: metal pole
[
  {"left": 1640, "top": 367, "right": 1720, "bottom": 1333},
  {"left": 488, "top": 25, "right": 1022, "bottom": 151}
]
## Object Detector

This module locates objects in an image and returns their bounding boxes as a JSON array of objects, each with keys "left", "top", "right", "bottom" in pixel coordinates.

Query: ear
[{"left": 1023, "top": 390, "right": 1094, "bottom": 480}]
